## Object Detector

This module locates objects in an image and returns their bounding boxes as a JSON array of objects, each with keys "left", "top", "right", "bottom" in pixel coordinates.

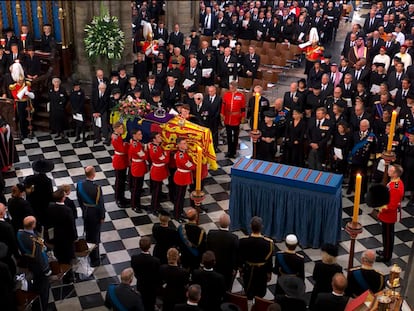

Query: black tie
[
  {"left": 210, "top": 97, "right": 213, "bottom": 103},
  {"left": 317, "top": 120, "right": 321, "bottom": 127},
  {"left": 386, "top": 42, "right": 390, "bottom": 48},
  {"left": 374, "top": 39, "right": 377, "bottom": 46}
]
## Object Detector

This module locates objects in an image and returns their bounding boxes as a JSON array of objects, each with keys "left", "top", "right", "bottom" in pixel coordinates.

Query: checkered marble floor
[{"left": 5, "top": 129, "right": 414, "bottom": 310}]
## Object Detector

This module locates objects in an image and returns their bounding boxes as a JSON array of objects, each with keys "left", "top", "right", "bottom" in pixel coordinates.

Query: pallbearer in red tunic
[
  {"left": 128, "top": 129, "right": 147, "bottom": 213},
  {"left": 377, "top": 164, "right": 405, "bottom": 263},
  {"left": 148, "top": 131, "right": 169, "bottom": 215},
  {"left": 174, "top": 137, "right": 196, "bottom": 221},
  {"left": 111, "top": 122, "right": 130, "bottom": 208},
  {"left": 9, "top": 63, "right": 35, "bottom": 139}
]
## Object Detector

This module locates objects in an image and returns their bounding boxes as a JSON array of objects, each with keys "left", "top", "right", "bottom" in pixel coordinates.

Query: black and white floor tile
[{"left": 4, "top": 128, "right": 413, "bottom": 310}]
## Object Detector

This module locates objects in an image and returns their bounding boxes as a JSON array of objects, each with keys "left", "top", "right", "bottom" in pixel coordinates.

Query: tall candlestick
[
  {"left": 252, "top": 92, "right": 260, "bottom": 130},
  {"left": 352, "top": 174, "right": 362, "bottom": 223},
  {"left": 387, "top": 110, "right": 397, "bottom": 151},
  {"left": 195, "top": 146, "right": 202, "bottom": 191}
]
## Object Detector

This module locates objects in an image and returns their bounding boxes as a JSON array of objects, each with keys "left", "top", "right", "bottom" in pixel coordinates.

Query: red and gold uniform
[
  {"left": 303, "top": 43, "right": 324, "bottom": 75},
  {"left": 173, "top": 149, "right": 196, "bottom": 218},
  {"left": 378, "top": 178, "right": 405, "bottom": 261},
  {"left": 128, "top": 138, "right": 147, "bottom": 211},
  {"left": 168, "top": 151, "right": 177, "bottom": 203},
  {"left": 221, "top": 90, "right": 246, "bottom": 157},
  {"left": 148, "top": 142, "right": 169, "bottom": 213},
  {"left": 112, "top": 133, "right": 129, "bottom": 205},
  {"left": 10, "top": 80, "right": 32, "bottom": 138}
]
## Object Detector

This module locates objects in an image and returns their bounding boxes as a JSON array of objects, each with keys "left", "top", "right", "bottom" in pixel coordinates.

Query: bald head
[
  {"left": 23, "top": 216, "right": 36, "bottom": 230},
  {"left": 186, "top": 208, "right": 197, "bottom": 221},
  {"left": 85, "top": 166, "right": 96, "bottom": 179},
  {"left": 219, "top": 213, "right": 230, "bottom": 229},
  {"left": 361, "top": 250, "right": 375, "bottom": 267},
  {"left": 0, "top": 203, "right": 6, "bottom": 218},
  {"left": 332, "top": 273, "right": 347, "bottom": 294},
  {"left": 120, "top": 268, "right": 134, "bottom": 284}
]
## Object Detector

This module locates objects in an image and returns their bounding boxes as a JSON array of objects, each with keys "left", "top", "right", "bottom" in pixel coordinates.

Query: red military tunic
[
  {"left": 10, "top": 81, "right": 32, "bottom": 101},
  {"left": 148, "top": 142, "right": 169, "bottom": 181},
  {"left": 112, "top": 133, "right": 129, "bottom": 170},
  {"left": 128, "top": 139, "right": 147, "bottom": 177},
  {"left": 303, "top": 44, "right": 324, "bottom": 62},
  {"left": 221, "top": 91, "right": 246, "bottom": 126},
  {"left": 174, "top": 150, "right": 196, "bottom": 186},
  {"left": 379, "top": 179, "right": 405, "bottom": 224}
]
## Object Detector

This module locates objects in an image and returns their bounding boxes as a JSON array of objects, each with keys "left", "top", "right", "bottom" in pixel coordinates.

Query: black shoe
[
  {"left": 376, "top": 250, "right": 384, "bottom": 255},
  {"left": 376, "top": 255, "right": 390, "bottom": 263},
  {"left": 346, "top": 188, "right": 352, "bottom": 195},
  {"left": 116, "top": 201, "right": 127, "bottom": 208},
  {"left": 133, "top": 207, "right": 143, "bottom": 213},
  {"left": 104, "top": 140, "right": 111, "bottom": 146},
  {"left": 93, "top": 139, "right": 101, "bottom": 144},
  {"left": 152, "top": 210, "right": 159, "bottom": 216},
  {"left": 54, "top": 133, "right": 61, "bottom": 139},
  {"left": 75, "top": 136, "right": 81, "bottom": 142}
]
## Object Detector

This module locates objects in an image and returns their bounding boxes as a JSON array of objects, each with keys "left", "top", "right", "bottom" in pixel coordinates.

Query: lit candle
[
  {"left": 352, "top": 174, "right": 362, "bottom": 223},
  {"left": 195, "top": 146, "right": 202, "bottom": 191},
  {"left": 252, "top": 92, "right": 260, "bottom": 130},
  {"left": 387, "top": 110, "right": 397, "bottom": 151}
]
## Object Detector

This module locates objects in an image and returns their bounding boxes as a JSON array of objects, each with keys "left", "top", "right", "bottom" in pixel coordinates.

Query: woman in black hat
[
  {"left": 309, "top": 243, "right": 343, "bottom": 309},
  {"left": 257, "top": 110, "right": 278, "bottom": 162},
  {"left": 24, "top": 159, "right": 54, "bottom": 230}
]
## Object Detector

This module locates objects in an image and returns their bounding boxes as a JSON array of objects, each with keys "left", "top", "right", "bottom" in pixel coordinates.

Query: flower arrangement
[
  {"left": 84, "top": 5, "right": 125, "bottom": 61},
  {"left": 112, "top": 96, "right": 153, "bottom": 121}
]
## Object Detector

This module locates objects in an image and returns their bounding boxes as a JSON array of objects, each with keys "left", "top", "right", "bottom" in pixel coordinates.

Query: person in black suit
[
  {"left": 169, "top": 24, "right": 184, "bottom": 47},
  {"left": 206, "top": 213, "right": 238, "bottom": 290},
  {"left": 183, "top": 58, "right": 202, "bottom": 93},
  {"left": 369, "top": 31, "right": 385, "bottom": 59},
  {"left": 160, "top": 248, "right": 190, "bottom": 311},
  {"left": 387, "top": 61, "right": 406, "bottom": 91},
  {"left": 201, "top": 6, "right": 217, "bottom": 36},
  {"left": 131, "top": 236, "right": 160, "bottom": 311},
  {"left": 141, "top": 75, "right": 157, "bottom": 102},
  {"left": 152, "top": 211, "right": 179, "bottom": 264},
  {"left": 76, "top": 166, "right": 106, "bottom": 267},
  {"left": 383, "top": 32, "right": 400, "bottom": 57},
  {"left": 154, "top": 59, "right": 167, "bottom": 91},
  {"left": 173, "top": 284, "right": 203, "bottom": 311},
  {"left": 352, "top": 59, "right": 370, "bottom": 88},
  {"left": 313, "top": 273, "right": 350, "bottom": 311},
  {"left": 283, "top": 82, "right": 303, "bottom": 112},
  {"left": 7, "top": 184, "right": 34, "bottom": 234},
  {"left": 346, "top": 250, "right": 385, "bottom": 297},
  {"left": 163, "top": 76, "right": 181, "bottom": 111},
  {"left": 24, "top": 159, "right": 54, "bottom": 230},
  {"left": 238, "top": 216, "right": 273, "bottom": 299},
  {"left": 45, "top": 189, "right": 77, "bottom": 264},
  {"left": 0, "top": 47, "right": 7, "bottom": 77},
  {"left": 320, "top": 74, "right": 334, "bottom": 104},
  {"left": 3, "top": 27, "right": 18, "bottom": 52},
  {"left": 178, "top": 208, "right": 207, "bottom": 271},
  {"left": 217, "top": 47, "right": 238, "bottom": 89},
  {"left": 0, "top": 203, "right": 19, "bottom": 276},
  {"left": 339, "top": 73, "right": 356, "bottom": 103},
  {"left": 133, "top": 52, "right": 148, "bottom": 84},
  {"left": 92, "top": 82, "right": 110, "bottom": 145},
  {"left": 49, "top": 77, "right": 68, "bottom": 138},
  {"left": 105, "top": 268, "right": 145, "bottom": 311},
  {"left": 6, "top": 43, "right": 23, "bottom": 68},
  {"left": 0, "top": 242, "right": 15, "bottom": 311},
  {"left": 191, "top": 93, "right": 210, "bottom": 128},
  {"left": 39, "top": 24, "right": 56, "bottom": 53},
  {"left": 23, "top": 46, "right": 41, "bottom": 80},
  {"left": 19, "top": 25, "right": 35, "bottom": 51},
  {"left": 338, "top": 58, "right": 352, "bottom": 76},
  {"left": 341, "top": 32, "right": 357, "bottom": 59},
  {"left": 70, "top": 80, "right": 86, "bottom": 142},
  {"left": 242, "top": 46, "right": 260, "bottom": 79},
  {"left": 363, "top": 9, "right": 381, "bottom": 34},
  {"left": 307, "top": 107, "right": 333, "bottom": 170},
  {"left": 309, "top": 244, "right": 343, "bottom": 309},
  {"left": 283, "top": 109, "right": 306, "bottom": 167},
  {"left": 191, "top": 251, "right": 226, "bottom": 311},
  {"left": 204, "top": 85, "right": 222, "bottom": 151}
]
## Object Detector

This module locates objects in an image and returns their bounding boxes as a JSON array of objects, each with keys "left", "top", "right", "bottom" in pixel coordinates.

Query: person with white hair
[{"left": 49, "top": 77, "right": 68, "bottom": 138}]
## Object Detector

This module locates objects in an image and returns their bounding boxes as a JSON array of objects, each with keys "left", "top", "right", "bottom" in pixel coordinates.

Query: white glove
[{"left": 26, "top": 91, "right": 35, "bottom": 99}]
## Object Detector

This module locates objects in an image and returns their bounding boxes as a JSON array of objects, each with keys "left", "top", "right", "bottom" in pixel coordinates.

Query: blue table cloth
[{"left": 229, "top": 157, "right": 343, "bottom": 248}]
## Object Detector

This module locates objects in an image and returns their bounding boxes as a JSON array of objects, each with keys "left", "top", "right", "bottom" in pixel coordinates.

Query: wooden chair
[
  {"left": 262, "top": 41, "right": 276, "bottom": 52},
  {"left": 260, "top": 54, "right": 270, "bottom": 66},
  {"left": 238, "top": 77, "right": 253, "bottom": 90},
  {"left": 261, "top": 70, "right": 279, "bottom": 84},
  {"left": 226, "top": 292, "right": 249, "bottom": 311},
  {"left": 252, "top": 296, "right": 274, "bottom": 311},
  {"left": 250, "top": 40, "right": 263, "bottom": 48},
  {"left": 49, "top": 262, "right": 75, "bottom": 301},
  {"left": 272, "top": 56, "right": 287, "bottom": 68},
  {"left": 265, "top": 48, "right": 277, "bottom": 59},
  {"left": 254, "top": 47, "right": 263, "bottom": 55},
  {"left": 241, "top": 45, "right": 250, "bottom": 53},
  {"left": 238, "top": 39, "right": 251, "bottom": 47}
]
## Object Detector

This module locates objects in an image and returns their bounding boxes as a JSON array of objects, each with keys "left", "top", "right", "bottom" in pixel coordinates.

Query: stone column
[
  {"left": 166, "top": 1, "right": 199, "bottom": 35},
  {"left": 72, "top": 0, "right": 95, "bottom": 81}
]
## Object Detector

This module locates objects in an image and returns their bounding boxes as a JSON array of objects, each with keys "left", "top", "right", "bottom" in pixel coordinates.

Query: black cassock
[{"left": 0, "top": 124, "right": 19, "bottom": 170}]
